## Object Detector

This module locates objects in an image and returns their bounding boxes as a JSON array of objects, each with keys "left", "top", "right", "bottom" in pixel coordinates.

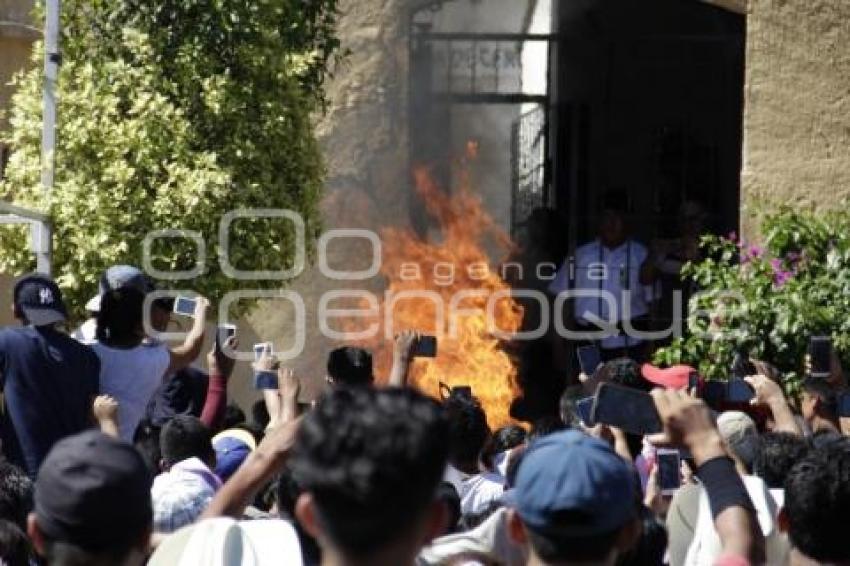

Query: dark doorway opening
[{"left": 551, "top": 0, "right": 746, "bottom": 250}]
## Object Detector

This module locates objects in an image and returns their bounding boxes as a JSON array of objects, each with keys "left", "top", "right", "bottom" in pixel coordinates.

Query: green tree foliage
[
  {"left": 0, "top": 0, "right": 340, "bottom": 318},
  {"left": 655, "top": 207, "right": 850, "bottom": 398}
]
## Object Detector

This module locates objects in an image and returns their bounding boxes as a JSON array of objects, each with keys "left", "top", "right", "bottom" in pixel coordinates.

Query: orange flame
[{"left": 348, "top": 164, "right": 524, "bottom": 428}]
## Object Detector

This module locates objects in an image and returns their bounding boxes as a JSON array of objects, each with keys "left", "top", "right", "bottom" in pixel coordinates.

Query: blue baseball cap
[
  {"left": 509, "top": 430, "right": 636, "bottom": 536},
  {"left": 212, "top": 429, "right": 256, "bottom": 482},
  {"left": 13, "top": 273, "right": 68, "bottom": 327},
  {"left": 86, "top": 265, "right": 155, "bottom": 312}
]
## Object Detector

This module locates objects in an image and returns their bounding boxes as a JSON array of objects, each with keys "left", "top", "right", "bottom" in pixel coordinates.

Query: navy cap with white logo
[{"left": 13, "top": 273, "right": 68, "bottom": 327}]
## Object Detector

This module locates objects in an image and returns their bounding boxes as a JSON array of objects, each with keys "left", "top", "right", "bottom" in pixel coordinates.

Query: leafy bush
[
  {"left": 0, "top": 0, "right": 340, "bottom": 318},
  {"left": 654, "top": 207, "right": 850, "bottom": 396}
]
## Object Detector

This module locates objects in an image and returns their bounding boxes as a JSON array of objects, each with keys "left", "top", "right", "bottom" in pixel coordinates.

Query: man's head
[
  {"left": 27, "top": 431, "right": 152, "bottom": 566},
  {"left": 95, "top": 287, "right": 145, "bottom": 344},
  {"left": 753, "top": 432, "right": 809, "bottom": 490},
  {"left": 444, "top": 394, "right": 491, "bottom": 473},
  {"left": 782, "top": 439, "right": 850, "bottom": 564},
  {"left": 12, "top": 273, "right": 67, "bottom": 327},
  {"left": 800, "top": 377, "right": 838, "bottom": 428},
  {"left": 159, "top": 415, "right": 215, "bottom": 471},
  {"left": 290, "top": 387, "right": 449, "bottom": 563},
  {"left": 0, "top": 463, "right": 33, "bottom": 530},
  {"left": 598, "top": 191, "right": 630, "bottom": 248},
  {"left": 326, "top": 346, "right": 374, "bottom": 387},
  {"left": 86, "top": 265, "right": 155, "bottom": 314},
  {"left": 717, "top": 411, "right": 759, "bottom": 473},
  {"left": 507, "top": 430, "right": 639, "bottom": 565}
]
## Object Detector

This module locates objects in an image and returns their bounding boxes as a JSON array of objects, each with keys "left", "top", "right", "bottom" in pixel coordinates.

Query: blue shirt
[{"left": 0, "top": 326, "right": 100, "bottom": 477}]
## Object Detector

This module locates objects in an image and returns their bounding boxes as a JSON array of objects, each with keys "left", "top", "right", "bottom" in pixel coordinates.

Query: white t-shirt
[
  {"left": 548, "top": 239, "right": 653, "bottom": 349},
  {"left": 91, "top": 341, "right": 170, "bottom": 441}
]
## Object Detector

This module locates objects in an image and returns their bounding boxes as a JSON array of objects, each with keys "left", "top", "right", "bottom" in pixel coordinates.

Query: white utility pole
[{"left": 38, "top": 0, "right": 60, "bottom": 275}]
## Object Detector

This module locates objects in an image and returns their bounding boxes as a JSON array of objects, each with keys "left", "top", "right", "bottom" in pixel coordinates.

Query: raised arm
[
  {"left": 387, "top": 330, "right": 420, "bottom": 387},
  {"left": 166, "top": 296, "right": 209, "bottom": 376},
  {"left": 200, "top": 336, "right": 237, "bottom": 431},
  {"left": 744, "top": 372, "right": 801, "bottom": 436},
  {"left": 651, "top": 389, "right": 765, "bottom": 564}
]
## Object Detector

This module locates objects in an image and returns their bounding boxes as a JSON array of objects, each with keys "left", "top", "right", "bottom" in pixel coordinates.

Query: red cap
[{"left": 641, "top": 364, "right": 698, "bottom": 390}]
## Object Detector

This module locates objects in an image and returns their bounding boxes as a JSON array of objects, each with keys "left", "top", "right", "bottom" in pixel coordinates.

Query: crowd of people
[{"left": 0, "top": 265, "right": 847, "bottom": 566}]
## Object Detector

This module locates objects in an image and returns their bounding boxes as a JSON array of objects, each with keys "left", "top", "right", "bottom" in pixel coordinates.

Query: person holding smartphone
[{"left": 91, "top": 288, "right": 209, "bottom": 441}]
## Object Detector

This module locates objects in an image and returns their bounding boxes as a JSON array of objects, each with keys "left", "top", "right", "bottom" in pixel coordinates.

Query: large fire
[{"left": 350, "top": 157, "right": 525, "bottom": 427}]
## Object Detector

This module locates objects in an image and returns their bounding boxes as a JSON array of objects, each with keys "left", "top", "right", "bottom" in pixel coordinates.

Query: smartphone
[
  {"left": 575, "top": 397, "right": 595, "bottom": 427},
  {"left": 216, "top": 324, "right": 236, "bottom": 351},
  {"left": 412, "top": 335, "right": 437, "bottom": 357},
  {"left": 576, "top": 345, "right": 601, "bottom": 376},
  {"left": 254, "top": 342, "right": 273, "bottom": 361},
  {"left": 838, "top": 392, "right": 850, "bottom": 418},
  {"left": 173, "top": 296, "right": 197, "bottom": 317},
  {"left": 253, "top": 371, "right": 278, "bottom": 390},
  {"left": 591, "top": 383, "right": 662, "bottom": 436},
  {"left": 657, "top": 448, "right": 681, "bottom": 495},
  {"left": 727, "top": 379, "right": 755, "bottom": 403},
  {"left": 809, "top": 336, "right": 832, "bottom": 378}
]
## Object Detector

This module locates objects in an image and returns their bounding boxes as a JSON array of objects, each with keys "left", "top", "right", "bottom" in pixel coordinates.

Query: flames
[{"left": 348, "top": 156, "right": 524, "bottom": 427}]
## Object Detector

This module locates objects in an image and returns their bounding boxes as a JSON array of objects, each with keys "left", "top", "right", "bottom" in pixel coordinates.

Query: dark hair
[
  {"left": 527, "top": 524, "right": 623, "bottom": 563},
  {"left": 290, "top": 387, "right": 448, "bottom": 557},
  {"left": 527, "top": 416, "right": 567, "bottom": 443},
  {"left": 784, "top": 439, "right": 850, "bottom": 562},
  {"left": 132, "top": 419, "right": 162, "bottom": 476},
  {"left": 559, "top": 385, "right": 586, "bottom": 428},
  {"left": 159, "top": 416, "right": 213, "bottom": 468},
  {"left": 0, "top": 463, "right": 33, "bottom": 530},
  {"left": 42, "top": 539, "right": 137, "bottom": 566},
  {"left": 481, "top": 425, "right": 526, "bottom": 471},
  {"left": 326, "top": 347, "right": 373, "bottom": 387},
  {"left": 223, "top": 403, "right": 247, "bottom": 430},
  {"left": 753, "top": 432, "right": 809, "bottom": 489},
  {"left": 802, "top": 377, "right": 838, "bottom": 419},
  {"left": 435, "top": 482, "right": 461, "bottom": 535},
  {"left": 444, "top": 395, "right": 491, "bottom": 470},
  {"left": 95, "top": 288, "right": 145, "bottom": 344},
  {"left": 505, "top": 444, "right": 527, "bottom": 489},
  {"left": 275, "top": 467, "right": 321, "bottom": 564},
  {"left": 616, "top": 505, "right": 667, "bottom": 566},
  {"left": 0, "top": 519, "right": 33, "bottom": 566}
]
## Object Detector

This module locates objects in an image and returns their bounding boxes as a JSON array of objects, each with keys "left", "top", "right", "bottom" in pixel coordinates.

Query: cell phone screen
[
  {"left": 809, "top": 336, "right": 832, "bottom": 378},
  {"left": 576, "top": 345, "right": 601, "bottom": 376},
  {"left": 657, "top": 450, "right": 681, "bottom": 494},
  {"left": 591, "top": 383, "right": 662, "bottom": 435},
  {"left": 216, "top": 324, "right": 236, "bottom": 350},
  {"left": 173, "top": 297, "right": 197, "bottom": 317},
  {"left": 254, "top": 371, "right": 278, "bottom": 390},
  {"left": 254, "top": 343, "right": 273, "bottom": 361},
  {"left": 575, "top": 397, "right": 595, "bottom": 426},
  {"left": 413, "top": 336, "right": 437, "bottom": 357}
]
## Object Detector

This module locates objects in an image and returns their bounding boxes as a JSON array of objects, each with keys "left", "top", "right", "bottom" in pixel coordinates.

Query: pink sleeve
[{"left": 200, "top": 368, "right": 227, "bottom": 431}]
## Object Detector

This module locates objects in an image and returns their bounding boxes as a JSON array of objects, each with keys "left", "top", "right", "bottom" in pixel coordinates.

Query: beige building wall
[{"left": 741, "top": 0, "right": 850, "bottom": 234}]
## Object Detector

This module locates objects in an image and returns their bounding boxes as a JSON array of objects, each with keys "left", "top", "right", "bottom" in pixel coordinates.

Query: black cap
[
  {"left": 13, "top": 273, "right": 67, "bottom": 327},
  {"left": 327, "top": 346, "right": 374, "bottom": 386},
  {"left": 34, "top": 431, "right": 152, "bottom": 551}
]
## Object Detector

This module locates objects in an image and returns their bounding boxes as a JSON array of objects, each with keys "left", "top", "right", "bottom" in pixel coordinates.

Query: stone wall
[{"left": 741, "top": 0, "right": 850, "bottom": 235}]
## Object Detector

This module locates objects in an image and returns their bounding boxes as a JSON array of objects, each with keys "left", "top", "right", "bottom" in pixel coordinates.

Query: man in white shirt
[{"left": 548, "top": 193, "right": 655, "bottom": 362}]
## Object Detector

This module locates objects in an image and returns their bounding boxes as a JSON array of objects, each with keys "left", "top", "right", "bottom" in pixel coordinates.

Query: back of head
[
  {"left": 802, "top": 377, "right": 838, "bottom": 420},
  {"left": 753, "top": 432, "right": 809, "bottom": 489},
  {"left": 717, "top": 411, "right": 759, "bottom": 473},
  {"left": 444, "top": 394, "right": 491, "bottom": 471},
  {"left": 33, "top": 431, "right": 152, "bottom": 563},
  {"left": 95, "top": 287, "right": 145, "bottom": 344},
  {"left": 160, "top": 416, "right": 213, "bottom": 469},
  {"left": 0, "top": 463, "right": 33, "bottom": 530},
  {"left": 326, "top": 346, "right": 374, "bottom": 387},
  {"left": 511, "top": 430, "right": 637, "bottom": 564},
  {"left": 290, "top": 387, "right": 448, "bottom": 558},
  {"left": 784, "top": 438, "right": 850, "bottom": 563}
]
